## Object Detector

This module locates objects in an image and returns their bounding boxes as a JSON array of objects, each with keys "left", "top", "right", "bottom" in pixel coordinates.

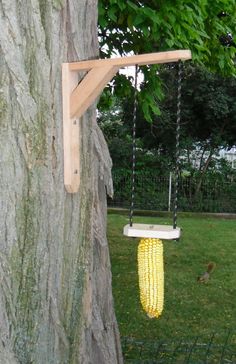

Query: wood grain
[{"left": 69, "top": 50, "right": 191, "bottom": 71}]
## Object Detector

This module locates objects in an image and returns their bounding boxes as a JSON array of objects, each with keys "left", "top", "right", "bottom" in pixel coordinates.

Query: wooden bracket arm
[
  {"left": 68, "top": 49, "right": 192, "bottom": 71},
  {"left": 62, "top": 50, "right": 192, "bottom": 193},
  {"left": 70, "top": 65, "right": 120, "bottom": 119}
]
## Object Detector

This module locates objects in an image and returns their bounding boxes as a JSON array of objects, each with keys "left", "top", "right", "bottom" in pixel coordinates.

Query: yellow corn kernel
[{"left": 137, "top": 238, "right": 164, "bottom": 318}]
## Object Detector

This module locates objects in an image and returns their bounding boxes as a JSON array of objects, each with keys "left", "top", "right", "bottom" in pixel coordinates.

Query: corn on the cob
[{"left": 138, "top": 238, "right": 164, "bottom": 318}]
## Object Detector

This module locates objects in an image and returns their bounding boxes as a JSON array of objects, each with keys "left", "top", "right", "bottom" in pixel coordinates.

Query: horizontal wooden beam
[{"left": 69, "top": 50, "right": 191, "bottom": 71}]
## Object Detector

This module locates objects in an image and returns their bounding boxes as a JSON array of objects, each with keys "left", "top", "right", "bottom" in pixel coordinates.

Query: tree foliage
[
  {"left": 146, "top": 65, "right": 236, "bottom": 151},
  {"left": 98, "top": 0, "right": 236, "bottom": 121},
  {"left": 99, "top": 0, "right": 236, "bottom": 73},
  {"left": 99, "top": 65, "right": 236, "bottom": 179}
]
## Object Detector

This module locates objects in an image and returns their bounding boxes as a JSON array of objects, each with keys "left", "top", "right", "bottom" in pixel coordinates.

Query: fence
[
  {"left": 108, "top": 172, "right": 236, "bottom": 213},
  {"left": 122, "top": 331, "right": 236, "bottom": 363}
]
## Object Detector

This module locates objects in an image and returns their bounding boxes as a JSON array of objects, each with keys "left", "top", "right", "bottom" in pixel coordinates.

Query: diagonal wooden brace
[
  {"left": 62, "top": 50, "right": 192, "bottom": 193},
  {"left": 70, "top": 65, "right": 120, "bottom": 119}
]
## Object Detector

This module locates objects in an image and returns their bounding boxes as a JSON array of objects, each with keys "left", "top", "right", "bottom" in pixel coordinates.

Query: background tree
[
  {"left": 137, "top": 65, "right": 236, "bottom": 161},
  {"left": 99, "top": 0, "right": 236, "bottom": 121},
  {"left": 100, "top": 65, "right": 236, "bottom": 171},
  {"left": 99, "top": 63, "right": 236, "bottom": 211},
  {"left": 0, "top": 1, "right": 122, "bottom": 363}
]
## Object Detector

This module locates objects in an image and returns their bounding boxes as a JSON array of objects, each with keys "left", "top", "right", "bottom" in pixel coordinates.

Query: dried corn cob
[{"left": 138, "top": 238, "right": 164, "bottom": 318}]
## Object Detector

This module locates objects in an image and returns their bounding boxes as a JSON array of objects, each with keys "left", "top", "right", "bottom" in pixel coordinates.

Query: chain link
[
  {"left": 129, "top": 65, "right": 138, "bottom": 227},
  {"left": 129, "top": 62, "right": 182, "bottom": 229},
  {"left": 173, "top": 60, "right": 183, "bottom": 230}
]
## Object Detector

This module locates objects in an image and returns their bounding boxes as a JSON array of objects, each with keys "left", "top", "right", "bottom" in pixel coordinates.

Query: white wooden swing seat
[{"left": 123, "top": 223, "right": 181, "bottom": 240}]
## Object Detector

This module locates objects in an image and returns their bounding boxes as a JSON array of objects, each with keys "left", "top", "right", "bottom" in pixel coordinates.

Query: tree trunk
[{"left": 0, "top": 1, "right": 123, "bottom": 363}]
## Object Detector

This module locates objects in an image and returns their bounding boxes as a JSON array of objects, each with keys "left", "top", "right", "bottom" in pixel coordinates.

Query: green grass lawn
[{"left": 107, "top": 213, "right": 236, "bottom": 342}]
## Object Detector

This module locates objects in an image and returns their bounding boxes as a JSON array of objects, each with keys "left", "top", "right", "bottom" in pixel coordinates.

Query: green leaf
[
  {"left": 142, "top": 25, "right": 150, "bottom": 37},
  {"left": 127, "top": 14, "right": 134, "bottom": 30},
  {"left": 165, "top": 38, "right": 175, "bottom": 47},
  {"left": 167, "top": 12, "right": 176, "bottom": 24},
  {"left": 117, "top": 14, "right": 125, "bottom": 25},
  {"left": 142, "top": 7, "right": 160, "bottom": 24},
  {"left": 127, "top": 0, "right": 139, "bottom": 11},
  {"left": 134, "top": 13, "right": 144, "bottom": 26},
  {"left": 150, "top": 103, "right": 161, "bottom": 116},
  {"left": 108, "top": 6, "right": 117, "bottom": 22},
  {"left": 99, "top": 16, "right": 108, "bottom": 28},
  {"left": 218, "top": 56, "right": 225, "bottom": 71},
  {"left": 116, "top": 0, "right": 127, "bottom": 11},
  {"left": 142, "top": 102, "right": 152, "bottom": 123}
]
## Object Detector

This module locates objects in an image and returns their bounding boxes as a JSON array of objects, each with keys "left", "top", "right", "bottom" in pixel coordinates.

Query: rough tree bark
[{"left": 0, "top": 0, "right": 123, "bottom": 363}]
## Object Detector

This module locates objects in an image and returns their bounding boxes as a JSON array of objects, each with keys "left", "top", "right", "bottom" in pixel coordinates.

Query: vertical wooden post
[{"left": 62, "top": 64, "right": 80, "bottom": 193}]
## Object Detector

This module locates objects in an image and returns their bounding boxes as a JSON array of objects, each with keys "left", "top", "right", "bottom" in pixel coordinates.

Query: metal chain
[
  {"left": 173, "top": 60, "right": 183, "bottom": 230},
  {"left": 129, "top": 65, "right": 138, "bottom": 227}
]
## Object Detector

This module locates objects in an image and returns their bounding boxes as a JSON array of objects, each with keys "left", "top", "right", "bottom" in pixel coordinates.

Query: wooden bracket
[{"left": 62, "top": 49, "right": 191, "bottom": 193}]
